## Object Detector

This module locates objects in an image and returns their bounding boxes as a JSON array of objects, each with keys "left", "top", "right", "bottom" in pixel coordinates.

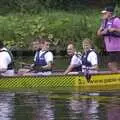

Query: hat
[{"left": 101, "top": 6, "right": 114, "bottom": 13}]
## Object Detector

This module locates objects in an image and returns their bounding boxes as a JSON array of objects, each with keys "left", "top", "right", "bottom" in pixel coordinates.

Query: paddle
[
  {"left": 19, "top": 62, "right": 93, "bottom": 79},
  {"left": 18, "top": 63, "right": 52, "bottom": 75},
  {"left": 83, "top": 67, "right": 91, "bottom": 82},
  {"left": 18, "top": 63, "right": 35, "bottom": 75}
]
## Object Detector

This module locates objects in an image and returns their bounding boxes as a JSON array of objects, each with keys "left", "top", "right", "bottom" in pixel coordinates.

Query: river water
[{"left": 0, "top": 90, "right": 120, "bottom": 120}]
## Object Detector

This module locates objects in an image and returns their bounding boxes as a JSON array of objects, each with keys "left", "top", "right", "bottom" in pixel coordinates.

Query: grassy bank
[{"left": 0, "top": 10, "right": 101, "bottom": 51}]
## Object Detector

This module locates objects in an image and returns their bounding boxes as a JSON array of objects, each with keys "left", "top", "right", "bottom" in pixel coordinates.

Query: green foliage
[
  {"left": 115, "top": 4, "right": 120, "bottom": 16},
  {"left": 0, "top": 0, "right": 115, "bottom": 14},
  {"left": 0, "top": 0, "right": 85, "bottom": 13},
  {"left": 0, "top": 10, "right": 102, "bottom": 51}
]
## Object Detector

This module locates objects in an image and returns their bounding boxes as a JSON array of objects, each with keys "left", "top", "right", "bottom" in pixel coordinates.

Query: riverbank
[{"left": 0, "top": 10, "right": 101, "bottom": 51}]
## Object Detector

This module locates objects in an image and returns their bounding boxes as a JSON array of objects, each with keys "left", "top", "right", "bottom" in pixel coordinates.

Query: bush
[
  {"left": 0, "top": 10, "right": 102, "bottom": 51},
  {"left": 0, "top": 0, "right": 116, "bottom": 14}
]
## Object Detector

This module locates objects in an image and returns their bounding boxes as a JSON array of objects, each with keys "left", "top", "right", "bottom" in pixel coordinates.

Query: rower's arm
[
  {"left": 64, "top": 65, "right": 74, "bottom": 75},
  {"left": 97, "top": 26, "right": 103, "bottom": 36},
  {"left": 0, "top": 68, "right": 7, "bottom": 73},
  {"left": 42, "top": 52, "right": 53, "bottom": 70},
  {"left": 42, "top": 61, "right": 52, "bottom": 70},
  {"left": 115, "top": 28, "right": 120, "bottom": 32},
  {"left": 108, "top": 18, "right": 120, "bottom": 33},
  {"left": 108, "top": 28, "right": 120, "bottom": 33},
  {"left": 90, "top": 64, "right": 98, "bottom": 70},
  {"left": 97, "top": 26, "right": 108, "bottom": 36}
]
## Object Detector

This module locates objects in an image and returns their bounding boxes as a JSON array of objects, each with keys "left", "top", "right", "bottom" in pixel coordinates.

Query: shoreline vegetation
[
  {"left": 0, "top": 0, "right": 119, "bottom": 52},
  {"left": 0, "top": 0, "right": 119, "bottom": 70},
  {"left": 0, "top": 10, "right": 101, "bottom": 51}
]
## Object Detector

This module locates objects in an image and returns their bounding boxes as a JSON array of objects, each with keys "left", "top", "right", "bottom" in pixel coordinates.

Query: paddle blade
[{"left": 85, "top": 73, "right": 91, "bottom": 82}]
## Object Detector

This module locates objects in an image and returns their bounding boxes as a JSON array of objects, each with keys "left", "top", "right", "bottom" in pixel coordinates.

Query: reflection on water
[
  {"left": 107, "top": 97, "right": 120, "bottom": 120},
  {"left": 0, "top": 92, "right": 14, "bottom": 120},
  {"left": 69, "top": 93, "right": 99, "bottom": 120},
  {"left": 15, "top": 92, "right": 54, "bottom": 120},
  {"left": 0, "top": 91, "right": 120, "bottom": 120}
]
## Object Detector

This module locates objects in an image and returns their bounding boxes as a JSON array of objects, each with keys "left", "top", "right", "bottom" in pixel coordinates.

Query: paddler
[
  {"left": 22, "top": 37, "right": 53, "bottom": 76},
  {"left": 0, "top": 41, "right": 15, "bottom": 76},
  {"left": 81, "top": 38, "right": 98, "bottom": 74},
  {"left": 18, "top": 37, "right": 43, "bottom": 74},
  {"left": 33, "top": 38, "right": 53, "bottom": 75},
  {"left": 64, "top": 43, "right": 82, "bottom": 75}
]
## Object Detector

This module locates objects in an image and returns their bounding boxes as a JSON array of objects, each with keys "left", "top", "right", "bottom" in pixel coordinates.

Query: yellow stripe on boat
[{"left": 0, "top": 73, "right": 120, "bottom": 91}]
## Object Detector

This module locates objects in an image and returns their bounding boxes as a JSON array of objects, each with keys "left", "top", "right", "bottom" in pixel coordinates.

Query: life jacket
[
  {"left": 71, "top": 53, "right": 82, "bottom": 72},
  {"left": 34, "top": 51, "right": 52, "bottom": 72},
  {"left": 72, "top": 65, "right": 82, "bottom": 72},
  {"left": 102, "top": 16, "right": 120, "bottom": 38},
  {"left": 81, "top": 49, "right": 97, "bottom": 67},
  {"left": 0, "top": 49, "right": 14, "bottom": 70}
]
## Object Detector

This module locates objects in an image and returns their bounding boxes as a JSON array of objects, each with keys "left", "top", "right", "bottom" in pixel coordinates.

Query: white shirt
[
  {"left": 82, "top": 50, "right": 98, "bottom": 73},
  {"left": 33, "top": 50, "right": 53, "bottom": 75},
  {"left": 34, "top": 50, "right": 53, "bottom": 64},
  {"left": 70, "top": 54, "right": 82, "bottom": 66},
  {"left": 0, "top": 48, "right": 11, "bottom": 69},
  {"left": 0, "top": 48, "right": 14, "bottom": 76},
  {"left": 87, "top": 51, "right": 98, "bottom": 66}
]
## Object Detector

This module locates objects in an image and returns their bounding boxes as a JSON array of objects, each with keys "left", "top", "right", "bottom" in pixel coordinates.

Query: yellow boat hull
[{"left": 0, "top": 73, "right": 120, "bottom": 91}]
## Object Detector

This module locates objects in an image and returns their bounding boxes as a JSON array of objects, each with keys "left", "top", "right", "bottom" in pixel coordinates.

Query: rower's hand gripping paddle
[{"left": 84, "top": 67, "right": 91, "bottom": 82}]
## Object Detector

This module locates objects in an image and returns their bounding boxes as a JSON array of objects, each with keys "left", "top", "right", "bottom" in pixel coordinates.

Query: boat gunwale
[{"left": 0, "top": 71, "right": 120, "bottom": 78}]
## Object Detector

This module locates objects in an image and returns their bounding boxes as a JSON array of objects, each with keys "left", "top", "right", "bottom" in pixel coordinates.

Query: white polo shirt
[
  {"left": 34, "top": 50, "right": 53, "bottom": 64},
  {"left": 0, "top": 48, "right": 14, "bottom": 76},
  {"left": 87, "top": 51, "right": 98, "bottom": 66},
  {"left": 82, "top": 50, "right": 98, "bottom": 73},
  {"left": 70, "top": 54, "right": 82, "bottom": 66},
  {"left": 33, "top": 50, "right": 53, "bottom": 75}
]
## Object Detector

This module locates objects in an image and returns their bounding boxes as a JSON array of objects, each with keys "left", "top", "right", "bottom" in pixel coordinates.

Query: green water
[{"left": 0, "top": 90, "right": 120, "bottom": 120}]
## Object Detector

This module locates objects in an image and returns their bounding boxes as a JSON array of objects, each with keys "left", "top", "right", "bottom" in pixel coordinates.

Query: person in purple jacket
[{"left": 97, "top": 6, "right": 120, "bottom": 72}]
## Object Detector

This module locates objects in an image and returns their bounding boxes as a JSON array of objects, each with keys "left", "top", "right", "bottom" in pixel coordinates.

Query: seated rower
[
  {"left": 0, "top": 41, "right": 15, "bottom": 76},
  {"left": 24, "top": 38, "right": 53, "bottom": 76},
  {"left": 64, "top": 43, "right": 82, "bottom": 75},
  {"left": 31, "top": 37, "right": 44, "bottom": 68},
  {"left": 82, "top": 38, "right": 98, "bottom": 74},
  {"left": 18, "top": 37, "right": 43, "bottom": 74}
]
